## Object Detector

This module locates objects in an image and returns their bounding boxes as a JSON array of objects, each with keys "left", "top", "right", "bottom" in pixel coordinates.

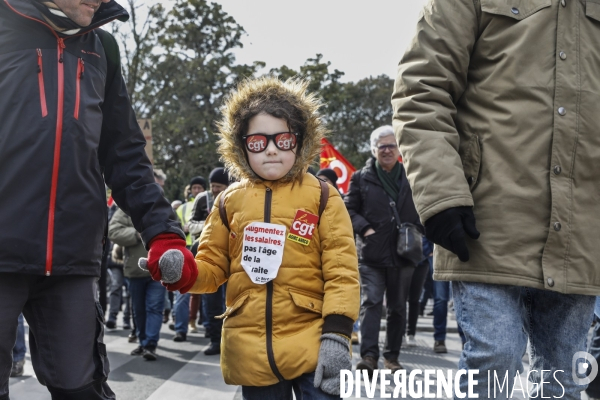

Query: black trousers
[
  {"left": 0, "top": 273, "right": 115, "bottom": 400},
  {"left": 406, "top": 260, "right": 430, "bottom": 336},
  {"left": 358, "top": 264, "right": 414, "bottom": 361}
]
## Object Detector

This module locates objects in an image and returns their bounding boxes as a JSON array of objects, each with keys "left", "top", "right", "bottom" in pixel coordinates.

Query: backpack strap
[
  {"left": 219, "top": 193, "right": 230, "bottom": 230},
  {"left": 317, "top": 179, "right": 329, "bottom": 223},
  {"left": 95, "top": 28, "right": 120, "bottom": 93}
]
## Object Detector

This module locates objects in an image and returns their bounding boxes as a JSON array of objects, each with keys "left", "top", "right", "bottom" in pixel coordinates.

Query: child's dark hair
[{"left": 234, "top": 89, "right": 308, "bottom": 154}]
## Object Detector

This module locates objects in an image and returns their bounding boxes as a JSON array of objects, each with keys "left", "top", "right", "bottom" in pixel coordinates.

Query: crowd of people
[
  {"left": 3, "top": 0, "right": 600, "bottom": 399},
  {"left": 90, "top": 129, "right": 452, "bottom": 372}
]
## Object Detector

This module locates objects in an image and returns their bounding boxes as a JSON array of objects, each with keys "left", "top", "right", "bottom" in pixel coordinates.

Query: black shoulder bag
[{"left": 387, "top": 196, "right": 423, "bottom": 266}]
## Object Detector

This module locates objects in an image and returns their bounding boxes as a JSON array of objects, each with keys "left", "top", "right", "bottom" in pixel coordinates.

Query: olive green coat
[
  {"left": 108, "top": 208, "right": 149, "bottom": 279},
  {"left": 392, "top": 0, "right": 600, "bottom": 295}
]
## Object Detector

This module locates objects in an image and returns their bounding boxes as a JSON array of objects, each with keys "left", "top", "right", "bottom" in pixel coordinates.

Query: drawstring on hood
[{"left": 217, "top": 76, "right": 328, "bottom": 184}]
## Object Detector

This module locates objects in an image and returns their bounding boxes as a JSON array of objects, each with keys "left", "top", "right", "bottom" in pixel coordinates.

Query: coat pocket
[
  {"left": 460, "top": 135, "right": 482, "bottom": 191},
  {"left": 289, "top": 288, "right": 323, "bottom": 315},
  {"left": 586, "top": 1, "right": 600, "bottom": 22},
  {"left": 480, "top": 0, "right": 551, "bottom": 20},
  {"left": 217, "top": 291, "right": 250, "bottom": 320},
  {"left": 359, "top": 227, "right": 392, "bottom": 266}
]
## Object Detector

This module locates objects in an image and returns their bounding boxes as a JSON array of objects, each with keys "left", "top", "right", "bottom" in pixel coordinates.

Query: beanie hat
[
  {"left": 209, "top": 168, "right": 229, "bottom": 186},
  {"left": 316, "top": 168, "right": 339, "bottom": 190},
  {"left": 189, "top": 176, "right": 207, "bottom": 189}
]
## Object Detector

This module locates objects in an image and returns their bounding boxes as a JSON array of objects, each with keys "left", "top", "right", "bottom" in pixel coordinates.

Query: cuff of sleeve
[
  {"left": 419, "top": 196, "right": 474, "bottom": 225},
  {"left": 322, "top": 314, "right": 354, "bottom": 338},
  {"left": 320, "top": 332, "right": 350, "bottom": 348},
  {"left": 142, "top": 224, "right": 186, "bottom": 250}
]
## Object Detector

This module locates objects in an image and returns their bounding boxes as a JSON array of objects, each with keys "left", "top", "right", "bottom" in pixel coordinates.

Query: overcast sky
[{"left": 215, "top": 0, "right": 430, "bottom": 82}]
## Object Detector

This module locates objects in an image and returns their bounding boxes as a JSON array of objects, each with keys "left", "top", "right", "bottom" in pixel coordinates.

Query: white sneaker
[{"left": 405, "top": 335, "right": 417, "bottom": 347}]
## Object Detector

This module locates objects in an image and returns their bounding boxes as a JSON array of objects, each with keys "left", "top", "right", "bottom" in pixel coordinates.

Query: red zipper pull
[
  {"left": 37, "top": 48, "right": 42, "bottom": 73},
  {"left": 79, "top": 58, "right": 85, "bottom": 79},
  {"left": 58, "top": 38, "right": 65, "bottom": 63}
]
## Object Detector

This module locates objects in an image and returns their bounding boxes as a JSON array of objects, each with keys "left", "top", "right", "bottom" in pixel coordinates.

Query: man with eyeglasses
[{"left": 344, "top": 125, "right": 424, "bottom": 375}]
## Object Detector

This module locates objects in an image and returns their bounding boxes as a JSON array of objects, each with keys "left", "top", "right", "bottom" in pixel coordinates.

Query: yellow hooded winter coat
[{"left": 189, "top": 77, "right": 360, "bottom": 386}]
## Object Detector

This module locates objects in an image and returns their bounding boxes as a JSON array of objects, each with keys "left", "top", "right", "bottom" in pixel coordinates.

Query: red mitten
[{"left": 146, "top": 233, "right": 198, "bottom": 293}]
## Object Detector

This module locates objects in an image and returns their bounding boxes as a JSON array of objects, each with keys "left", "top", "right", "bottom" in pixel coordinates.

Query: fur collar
[{"left": 216, "top": 77, "right": 327, "bottom": 184}]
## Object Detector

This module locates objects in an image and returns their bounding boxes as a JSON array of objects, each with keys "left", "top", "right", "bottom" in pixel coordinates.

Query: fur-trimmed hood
[{"left": 216, "top": 77, "right": 327, "bottom": 183}]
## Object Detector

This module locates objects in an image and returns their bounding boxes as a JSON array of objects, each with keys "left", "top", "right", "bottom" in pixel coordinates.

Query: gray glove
[
  {"left": 313, "top": 333, "right": 351, "bottom": 395},
  {"left": 138, "top": 249, "right": 183, "bottom": 284}
]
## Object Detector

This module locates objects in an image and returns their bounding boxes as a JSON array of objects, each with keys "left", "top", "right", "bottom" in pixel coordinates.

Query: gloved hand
[
  {"left": 424, "top": 206, "right": 480, "bottom": 262},
  {"left": 138, "top": 233, "right": 198, "bottom": 293},
  {"left": 313, "top": 333, "right": 351, "bottom": 395}
]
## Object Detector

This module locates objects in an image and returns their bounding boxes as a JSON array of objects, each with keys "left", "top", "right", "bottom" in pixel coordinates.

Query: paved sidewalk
[
  {"left": 346, "top": 308, "right": 467, "bottom": 400},
  {"left": 8, "top": 306, "right": 592, "bottom": 399}
]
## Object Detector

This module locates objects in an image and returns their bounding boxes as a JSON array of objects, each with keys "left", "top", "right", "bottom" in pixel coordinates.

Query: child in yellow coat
[{"left": 150, "top": 77, "right": 359, "bottom": 399}]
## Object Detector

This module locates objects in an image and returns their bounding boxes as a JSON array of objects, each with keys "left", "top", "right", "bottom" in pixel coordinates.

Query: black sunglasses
[{"left": 242, "top": 132, "right": 298, "bottom": 153}]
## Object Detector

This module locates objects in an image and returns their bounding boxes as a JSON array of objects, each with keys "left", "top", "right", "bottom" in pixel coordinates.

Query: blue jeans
[
  {"left": 129, "top": 277, "right": 165, "bottom": 349},
  {"left": 173, "top": 291, "right": 190, "bottom": 334},
  {"left": 164, "top": 290, "right": 171, "bottom": 312},
  {"left": 242, "top": 372, "right": 339, "bottom": 399},
  {"left": 453, "top": 281, "right": 595, "bottom": 400},
  {"left": 433, "top": 280, "right": 465, "bottom": 342},
  {"left": 202, "top": 284, "right": 225, "bottom": 343},
  {"left": 199, "top": 295, "right": 209, "bottom": 329},
  {"left": 12, "top": 314, "right": 26, "bottom": 362},
  {"left": 586, "top": 319, "right": 600, "bottom": 398}
]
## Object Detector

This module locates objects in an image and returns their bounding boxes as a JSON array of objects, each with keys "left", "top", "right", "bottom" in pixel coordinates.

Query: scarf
[
  {"left": 375, "top": 160, "right": 401, "bottom": 201},
  {"left": 32, "top": 0, "right": 83, "bottom": 35}
]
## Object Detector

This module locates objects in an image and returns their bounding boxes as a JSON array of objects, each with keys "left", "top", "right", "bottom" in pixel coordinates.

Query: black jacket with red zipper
[{"left": 0, "top": 0, "right": 184, "bottom": 277}]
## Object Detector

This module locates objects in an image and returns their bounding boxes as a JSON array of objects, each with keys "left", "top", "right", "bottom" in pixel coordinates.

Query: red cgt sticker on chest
[{"left": 287, "top": 210, "right": 319, "bottom": 246}]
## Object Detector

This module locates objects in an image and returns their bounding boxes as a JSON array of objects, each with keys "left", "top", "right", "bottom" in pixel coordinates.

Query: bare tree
[{"left": 108, "top": 0, "right": 158, "bottom": 116}]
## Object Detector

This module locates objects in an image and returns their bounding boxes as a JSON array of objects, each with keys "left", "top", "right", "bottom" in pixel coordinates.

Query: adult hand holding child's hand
[{"left": 138, "top": 233, "right": 198, "bottom": 293}]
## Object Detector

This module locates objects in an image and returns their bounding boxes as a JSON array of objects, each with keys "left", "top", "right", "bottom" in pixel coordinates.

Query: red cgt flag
[{"left": 320, "top": 138, "right": 356, "bottom": 194}]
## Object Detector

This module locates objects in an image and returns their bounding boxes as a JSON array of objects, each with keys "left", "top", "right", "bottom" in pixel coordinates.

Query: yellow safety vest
[{"left": 176, "top": 199, "right": 194, "bottom": 246}]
